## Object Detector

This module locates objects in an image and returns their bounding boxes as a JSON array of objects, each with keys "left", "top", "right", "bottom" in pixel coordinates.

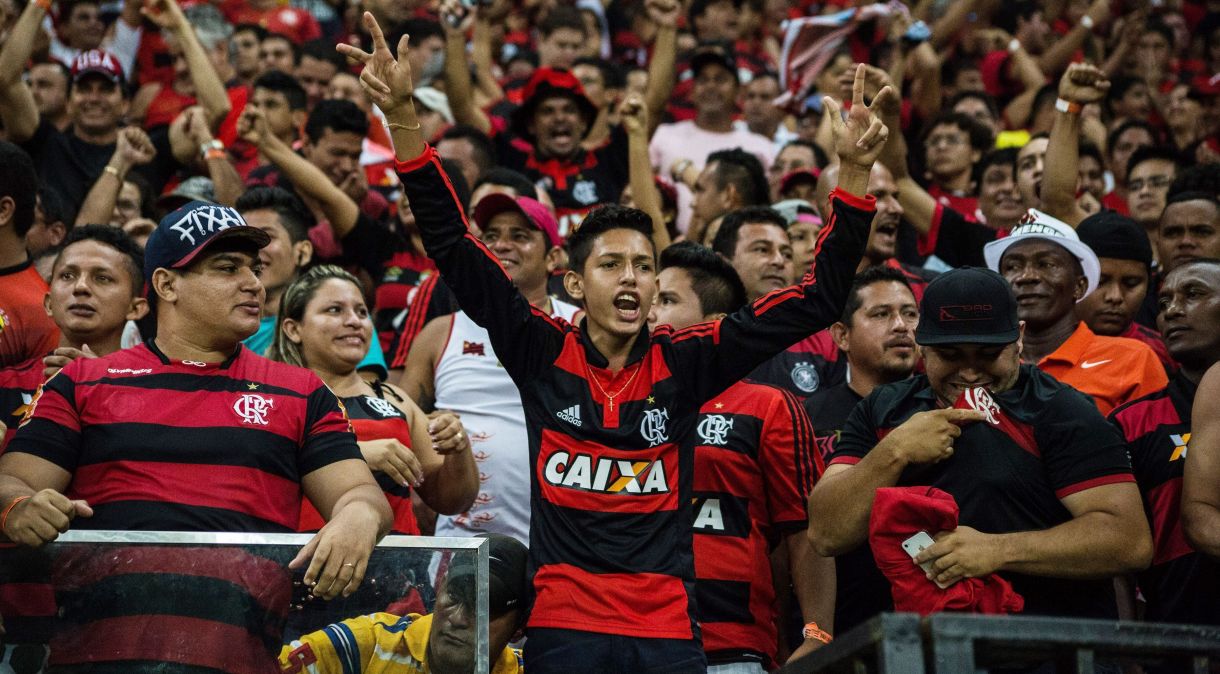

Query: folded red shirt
[{"left": 869, "top": 485, "right": 1024, "bottom": 616}]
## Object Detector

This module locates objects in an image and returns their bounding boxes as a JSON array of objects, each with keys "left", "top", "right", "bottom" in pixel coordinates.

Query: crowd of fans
[{"left": 0, "top": 0, "right": 1217, "bottom": 670}]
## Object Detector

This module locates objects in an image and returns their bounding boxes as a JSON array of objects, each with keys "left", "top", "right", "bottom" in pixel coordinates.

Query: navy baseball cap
[
  {"left": 143, "top": 200, "right": 270, "bottom": 281},
  {"left": 915, "top": 267, "right": 1020, "bottom": 346}
]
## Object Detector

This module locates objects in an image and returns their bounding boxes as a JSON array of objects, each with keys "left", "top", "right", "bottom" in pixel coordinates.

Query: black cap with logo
[
  {"left": 915, "top": 267, "right": 1020, "bottom": 346},
  {"left": 143, "top": 200, "right": 271, "bottom": 282},
  {"left": 444, "top": 533, "right": 529, "bottom": 618}
]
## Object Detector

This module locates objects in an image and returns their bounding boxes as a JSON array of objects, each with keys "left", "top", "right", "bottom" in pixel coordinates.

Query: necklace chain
[{"left": 585, "top": 360, "right": 642, "bottom": 412}]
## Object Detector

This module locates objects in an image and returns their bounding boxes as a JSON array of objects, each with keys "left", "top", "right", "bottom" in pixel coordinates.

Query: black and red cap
[
  {"left": 915, "top": 267, "right": 1020, "bottom": 346},
  {"left": 143, "top": 200, "right": 270, "bottom": 282},
  {"left": 509, "top": 67, "right": 598, "bottom": 141}
]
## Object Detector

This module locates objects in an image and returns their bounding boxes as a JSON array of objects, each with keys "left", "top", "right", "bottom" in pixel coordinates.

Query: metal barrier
[
  {"left": 780, "top": 613, "right": 1220, "bottom": 674},
  {"left": 777, "top": 613, "right": 926, "bottom": 674},
  {"left": 0, "top": 531, "right": 491, "bottom": 673}
]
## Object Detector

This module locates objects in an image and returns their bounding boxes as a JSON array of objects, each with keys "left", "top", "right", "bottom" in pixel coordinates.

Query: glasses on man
[
  {"left": 924, "top": 134, "right": 968, "bottom": 149},
  {"left": 1128, "top": 175, "right": 1174, "bottom": 192}
]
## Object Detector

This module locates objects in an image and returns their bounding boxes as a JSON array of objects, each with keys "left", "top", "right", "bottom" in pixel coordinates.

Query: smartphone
[{"left": 902, "top": 531, "right": 953, "bottom": 589}]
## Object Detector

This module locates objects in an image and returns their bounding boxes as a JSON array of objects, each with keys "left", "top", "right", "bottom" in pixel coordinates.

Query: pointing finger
[
  {"left": 397, "top": 34, "right": 412, "bottom": 65},
  {"left": 364, "top": 11, "right": 387, "bottom": 52},
  {"left": 336, "top": 42, "right": 373, "bottom": 63},
  {"left": 851, "top": 63, "right": 865, "bottom": 109},
  {"left": 822, "top": 96, "right": 842, "bottom": 130}
]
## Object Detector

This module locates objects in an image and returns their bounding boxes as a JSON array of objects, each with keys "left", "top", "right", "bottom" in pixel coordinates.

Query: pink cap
[{"left": 473, "top": 193, "right": 563, "bottom": 248}]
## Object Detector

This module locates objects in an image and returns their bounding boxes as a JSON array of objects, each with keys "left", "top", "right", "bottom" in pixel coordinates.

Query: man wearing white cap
[{"left": 985, "top": 208, "right": 1167, "bottom": 415}]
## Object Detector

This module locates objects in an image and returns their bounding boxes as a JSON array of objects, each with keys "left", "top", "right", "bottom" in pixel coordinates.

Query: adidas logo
[{"left": 557, "top": 405, "right": 582, "bottom": 427}]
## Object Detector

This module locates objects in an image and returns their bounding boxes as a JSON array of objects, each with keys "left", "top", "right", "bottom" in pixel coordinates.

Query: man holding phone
[{"left": 807, "top": 267, "right": 1153, "bottom": 620}]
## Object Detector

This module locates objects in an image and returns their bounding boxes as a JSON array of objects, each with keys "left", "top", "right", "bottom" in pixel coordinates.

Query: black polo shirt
[
  {"left": 829, "top": 365, "right": 1135, "bottom": 619},
  {"left": 1110, "top": 374, "right": 1220, "bottom": 625}
]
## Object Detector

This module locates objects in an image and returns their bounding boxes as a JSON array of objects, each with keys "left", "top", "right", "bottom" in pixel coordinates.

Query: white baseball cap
[{"left": 983, "top": 208, "right": 1100, "bottom": 301}]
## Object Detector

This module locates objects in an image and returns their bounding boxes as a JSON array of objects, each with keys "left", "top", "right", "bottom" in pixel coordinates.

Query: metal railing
[{"left": 780, "top": 613, "right": 1220, "bottom": 674}]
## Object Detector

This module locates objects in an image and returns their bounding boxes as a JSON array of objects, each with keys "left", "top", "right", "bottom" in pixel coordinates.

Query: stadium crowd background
[{"left": 0, "top": 0, "right": 1218, "bottom": 670}]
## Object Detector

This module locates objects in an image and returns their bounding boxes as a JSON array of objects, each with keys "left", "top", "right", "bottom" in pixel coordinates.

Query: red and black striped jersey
[
  {"left": 1109, "top": 374, "right": 1219, "bottom": 625},
  {"left": 299, "top": 392, "right": 419, "bottom": 535},
  {"left": 830, "top": 366, "right": 1136, "bottom": 619},
  {"left": 398, "top": 146, "right": 871, "bottom": 639},
  {"left": 7, "top": 341, "right": 361, "bottom": 533},
  {"left": 689, "top": 381, "right": 820, "bottom": 667},
  {"left": 0, "top": 356, "right": 43, "bottom": 450}
]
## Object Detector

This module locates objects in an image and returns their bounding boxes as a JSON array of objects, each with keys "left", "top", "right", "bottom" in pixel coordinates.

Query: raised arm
[
  {"left": 75, "top": 128, "right": 156, "bottom": 226},
  {"left": 1042, "top": 63, "right": 1109, "bottom": 226},
  {"left": 340, "top": 12, "right": 566, "bottom": 382},
  {"left": 1184, "top": 362, "right": 1220, "bottom": 559},
  {"left": 0, "top": 0, "right": 47, "bottom": 142},
  {"left": 142, "top": 0, "right": 231, "bottom": 129},
  {"left": 1035, "top": 0, "right": 1109, "bottom": 76},
  {"left": 238, "top": 105, "right": 361, "bottom": 237},
  {"left": 620, "top": 94, "right": 669, "bottom": 251},
  {"left": 868, "top": 65, "right": 936, "bottom": 235},
  {"left": 669, "top": 65, "right": 888, "bottom": 400},
  {"left": 642, "top": 0, "right": 679, "bottom": 136},
  {"left": 183, "top": 107, "right": 243, "bottom": 206},
  {"left": 440, "top": 1, "right": 492, "bottom": 135}
]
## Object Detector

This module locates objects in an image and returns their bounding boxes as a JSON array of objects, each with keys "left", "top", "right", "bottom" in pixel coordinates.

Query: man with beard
[
  {"left": 985, "top": 209, "right": 1167, "bottom": 415},
  {"left": 803, "top": 266, "right": 918, "bottom": 633},
  {"left": 809, "top": 267, "right": 1153, "bottom": 620},
  {"left": 280, "top": 533, "right": 528, "bottom": 674},
  {"left": 1110, "top": 259, "right": 1220, "bottom": 626},
  {"left": 444, "top": 0, "right": 678, "bottom": 237}
]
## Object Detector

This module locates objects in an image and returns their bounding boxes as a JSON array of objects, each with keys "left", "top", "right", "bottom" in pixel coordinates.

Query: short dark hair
[
  {"left": 299, "top": 38, "right": 346, "bottom": 71},
  {"left": 711, "top": 206, "right": 788, "bottom": 258},
  {"left": 566, "top": 205, "right": 654, "bottom": 274},
  {"left": 1142, "top": 17, "right": 1175, "bottom": 49},
  {"left": 304, "top": 99, "right": 369, "bottom": 143},
  {"left": 233, "top": 22, "right": 267, "bottom": 41},
  {"left": 572, "top": 56, "right": 625, "bottom": 89},
  {"left": 440, "top": 158, "right": 472, "bottom": 210},
  {"left": 1106, "top": 119, "right": 1159, "bottom": 157},
  {"left": 840, "top": 265, "right": 914, "bottom": 325},
  {"left": 1127, "top": 146, "right": 1180, "bottom": 180},
  {"left": 473, "top": 168, "right": 538, "bottom": 200},
  {"left": 235, "top": 186, "right": 315, "bottom": 243},
  {"left": 253, "top": 70, "right": 307, "bottom": 111},
  {"left": 948, "top": 90, "right": 1000, "bottom": 121},
  {"left": 441, "top": 125, "right": 496, "bottom": 174},
  {"left": 0, "top": 142, "right": 38, "bottom": 238},
  {"left": 920, "top": 111, "right": 992, "bottom": 153},
  {"left": 38, "top": 186, "right": 76, "bottom": 232},
  {"left": 993, "top": 0, "right": 1041, "bottom": 34},
  {"left": 125, "top": 172, "right": 156, "bottom": 219},
  {"left": 539, "top": 5, "right": 587, "bottom": 38},
  {"left": 261, "top": 32, "right": 301, "bottom": 66},
  {"left": 1031, "top": 83, "right": 1058, "bottom": 115},
  {"left": 778, "top": 139, "right": 829, "bottom": 171},
  {"left": 1169, "top": 163, "right": 1220, "bottom": 199},
  {"left": 1079, "top": 142, "right": 1104, "bottom": 169},
  {"left": 1104, "top": 75, "right": 1143, "bottom": 117},
  {"left": 659, "top": 241, "right": 747, "bottom": 316},
  {"left": 1164, "top": 191, "right": 1220, "bottom": 211},
  {"left": 689, "top": 0, "right": 742, "bottom": 27},
  {"left": 388, "top": 18, "right": 444, "bottom": 51},
  {"left": 971, "top": 147, "right": 1018, "bottom": 190},
  {"left": 56, "top": 224, "right": 144, "bottom": 292},
  {"left": 940, "top": 58, "right": 980, "bottom": 86},
  {"left": 706, "top": 148, "right": 769, "bottom": 207}
]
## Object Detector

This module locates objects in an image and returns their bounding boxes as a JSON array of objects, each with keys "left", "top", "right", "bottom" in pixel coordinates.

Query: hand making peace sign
[{"left": 825, "top": 63, "right": 894, "bottom": 170}]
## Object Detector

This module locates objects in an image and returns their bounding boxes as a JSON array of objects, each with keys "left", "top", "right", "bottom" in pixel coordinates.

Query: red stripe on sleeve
[{"left": 1053, "top": 472, "right": 1136, "bottom": 500}]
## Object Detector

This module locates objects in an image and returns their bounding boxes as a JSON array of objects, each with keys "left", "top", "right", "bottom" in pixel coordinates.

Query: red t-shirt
[{"left": 0, "top": 261, "right": 58, "bottom": 369}]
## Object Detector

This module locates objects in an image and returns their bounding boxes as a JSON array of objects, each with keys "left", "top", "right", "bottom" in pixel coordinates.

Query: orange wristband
[
  {"left": 0, "top": 495, "right": 31, "bottom": 535},
  {"left": 802, "top": 621, "right": 833, "bottom": 644},
  {"left": 35, "top": 0, "right": 51, "bottom": 11}
]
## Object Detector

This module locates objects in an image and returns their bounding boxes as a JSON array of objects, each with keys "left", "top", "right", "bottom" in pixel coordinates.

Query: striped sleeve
[
  {"left": 278, "top": 612, "right": 405, "bottom": 673},
  {"left": 5, "top": 368, "right": 83, "bottom": 472},
  {"left": 760, "top": 388, "right": 820, "bottom": 533},
  {"left": 298, "top": 382, "right": 361, "bottom": 476}
]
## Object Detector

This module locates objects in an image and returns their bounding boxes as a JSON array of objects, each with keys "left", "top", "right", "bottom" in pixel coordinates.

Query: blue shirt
[{"left": 244, "top": 316, "right": 388, "bottom": 380}]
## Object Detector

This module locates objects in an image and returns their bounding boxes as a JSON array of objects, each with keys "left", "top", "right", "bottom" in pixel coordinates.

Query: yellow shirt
[{"left": 279, "top": 612, "right": 524, "bottom": 674}]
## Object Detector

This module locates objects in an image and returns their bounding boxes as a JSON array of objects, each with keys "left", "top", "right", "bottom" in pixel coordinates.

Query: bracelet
[
  {"left": 802, "top": 621, "right": 833, "bottom": 645},
  {"left": 1055, "top": 97, "right": 1082, "bottom": 115},
  {"left": 1007, "top": 38, "right": 1021, "bottom": 54},
  {"left": 199, "top": 139, "right": 224, "bottom": 161},
  {"left": 103, "top": 165, "right": 121, "bottom": 178},
  {"left": 1080, "top": 14, "right": 1095, "bottom": 31},
  {"left": 670, "top": 158, "right": 693, "bottom": 182},
  {"left": 35, "top": 0, "right": 51, "bottom": 11},
  {"left": 0, "top": 495, "right": 31, "bottom": 536},
  {"left": 387, "top": 121, "right": 421, "bottom": 131}
]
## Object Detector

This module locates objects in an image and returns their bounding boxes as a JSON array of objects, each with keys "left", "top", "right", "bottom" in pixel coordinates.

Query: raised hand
[
  {"left": 236, "top": 105, "right": 271, "bottom": 148},
  {"left": 140, "top": 0, "right": 186, "bottom": 32},
  {"left": 438, "top": 0, "right": 475, "bottom": 35},
  {"left": 336, "top": 12, "right": 415, "bottom": 117},
  {"left": 859, "top": 64, "right": 900, "bottom": 117},
  {"left": 116, "top": 127, "right": 156, "bottom": 167},
  {"left": 645, "top": 0, "right": 680, "bottom": 29},
  {"left": 619, "top": 93, "right": 648, "bottom": 136},
  {"left": 1058, "top": 62, "right": 1110, "bottom": 105},
  {"left": 182, "top": 106, "right": 214, "bottom": 146},
  {"left": 825, "top": 63, "right": 893, "bottom": 169}
]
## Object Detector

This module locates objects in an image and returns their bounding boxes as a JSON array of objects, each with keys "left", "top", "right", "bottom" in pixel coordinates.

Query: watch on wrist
[
  {"left": 1080, "top": 14, "right": 1095, "bottom": 31},
  {"left": 199, "top": 139, "right": 224, "bottom": 160}
]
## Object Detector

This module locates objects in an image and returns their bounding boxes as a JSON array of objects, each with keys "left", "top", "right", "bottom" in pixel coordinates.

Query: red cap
[
  {"left": 474, "top": 193, "right": 563, "bottom": 248},
  {"left": 71, "top": 49, "right": 124, "bottom": 86},
  {"left": 779, "top": 168, "right": 820, "bottom": 195},
  {"left": 509, "top": 68, "right": 598, "bottom": 141}
]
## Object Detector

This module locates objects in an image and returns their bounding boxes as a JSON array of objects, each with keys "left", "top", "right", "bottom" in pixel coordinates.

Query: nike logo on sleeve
[{"left": 1080, "top": 359, "right": 1112, "bottom": 369}]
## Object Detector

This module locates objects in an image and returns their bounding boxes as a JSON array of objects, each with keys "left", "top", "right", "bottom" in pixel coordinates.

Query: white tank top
[{"left": 432, "top": 298, "right": 580, "bottom": 545}]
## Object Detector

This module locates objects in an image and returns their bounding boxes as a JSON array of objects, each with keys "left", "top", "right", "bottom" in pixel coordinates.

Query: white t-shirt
[
  {"left": 648, "top": 120, "right": 776, "bottom": 233},
  {"left": 431, "top": 298, "right": 580, "bottom": 545}
]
